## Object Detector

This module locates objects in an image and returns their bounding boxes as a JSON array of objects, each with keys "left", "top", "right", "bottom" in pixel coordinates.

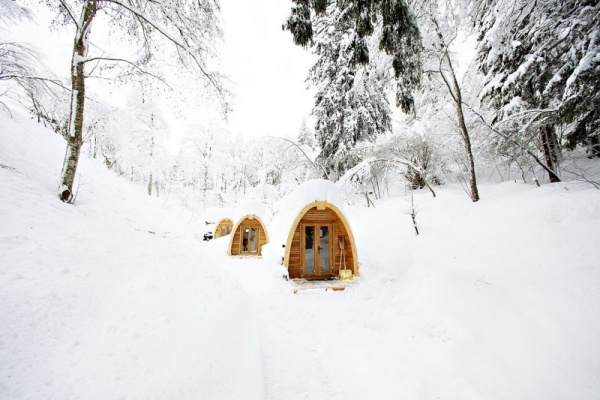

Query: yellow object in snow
[{"left": 339, "top": 269, "right": 353, "bottom": 281}]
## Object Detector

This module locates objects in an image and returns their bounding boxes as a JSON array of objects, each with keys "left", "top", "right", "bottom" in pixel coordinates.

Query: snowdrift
[{"left": 0, "top": 112, "right": 264, "bottom": 400}]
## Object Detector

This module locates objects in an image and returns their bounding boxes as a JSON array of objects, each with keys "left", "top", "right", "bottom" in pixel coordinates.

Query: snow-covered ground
[{"left": 1, "top": 112, "right": 599, "bottom": 399}]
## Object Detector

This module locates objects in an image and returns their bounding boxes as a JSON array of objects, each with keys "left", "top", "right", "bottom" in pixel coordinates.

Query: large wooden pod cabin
[
  {"left": 228, "top": 215, "right": 269, "bottom": 256},
  {"left": 264, "top": 180, "right": 359, "bottom": 280},
  {"left": 284, "top": 201, "right": 357, "bottom": 279},
  {"left": 213, "top": 218, "right": 234, "bottom": 238}
]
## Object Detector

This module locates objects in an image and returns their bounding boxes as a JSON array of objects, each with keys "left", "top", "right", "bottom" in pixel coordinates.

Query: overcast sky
[
  {"left": 6, "top": 1, "right": 316, "bottom": 143},
  {"left": 219, "top": 1, "right": 316, "bottom": 139}
]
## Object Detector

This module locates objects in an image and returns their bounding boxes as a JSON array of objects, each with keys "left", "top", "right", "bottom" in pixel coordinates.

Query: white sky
[
  {"left": 219, "top": 1, "right": 316, "bottom": 139},
  {"left": 5, "top": 1, "right": 316, "bottom": 143}
]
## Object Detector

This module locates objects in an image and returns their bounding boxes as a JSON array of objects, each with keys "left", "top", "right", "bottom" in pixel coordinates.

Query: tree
[
  {"left": 297, "top": 118, "right": 315, "bottom": 149},
  {"left": 0, "top": 1, "right": 65, "bottom": 117},
  {"left": 41, "top": 0, "right": 230, "bottom": 203},
  {"left": 415, "top": 0, "right": 480, "bottom": 201},
  {"left": 289, "top": 1, "right": 397, "bottom": 179},
  {"left": 284, "top": 0, "right": 423, "bottom": 113},
  {"left": 474, "top": 0, "right": 600, "bottom": 183},
  {"left": 124, "top": 85, "right": 169, "bottom": 196}
]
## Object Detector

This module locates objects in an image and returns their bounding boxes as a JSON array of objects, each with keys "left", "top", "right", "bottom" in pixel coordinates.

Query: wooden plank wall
[
  {"left": 230, "top": 218, "right": 268, "bottom": 256},
  {"left": 288, "top": 207, "right": 355, "bottom": 279}
]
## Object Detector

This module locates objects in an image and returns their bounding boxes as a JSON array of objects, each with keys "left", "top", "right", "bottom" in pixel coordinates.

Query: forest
[{"left": 1, "top": 0, "right": 599, "bottom": 206}]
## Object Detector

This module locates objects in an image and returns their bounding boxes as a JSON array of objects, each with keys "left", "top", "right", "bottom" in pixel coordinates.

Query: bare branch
[{"left": 269, "top": 136, "right": 330, "bottom": 180}]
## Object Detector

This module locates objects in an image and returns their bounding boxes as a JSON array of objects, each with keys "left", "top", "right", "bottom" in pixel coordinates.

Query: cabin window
[
  {"left": 242, "top": 228, "right": 249, "bottom": 252},
  {"left": 221, "top": 226, "right": 227, "bottom": 236},
  {"left": 304, "top": 226, "right": 315, "bottom": 273},
  {"left": 250, "top": 227, "right": 258, "bottom": 252}
]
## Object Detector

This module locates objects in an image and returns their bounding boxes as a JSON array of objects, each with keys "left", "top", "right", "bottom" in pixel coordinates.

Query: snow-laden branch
[
  {"left": 79, "top": 56, "right": 171, "bottom": 88},
  {"left": 370, "top": 157, "right": 436, "bottom": 198},
  {"left": 464, "top": 103, "right": 561, "bottom": 183},
  {"left": 58, "top": 0, "right": 80, "bottom": 27},
  {"left": 269, "top": 136, "right": 330, "bottom": 180},
  {"left": 105, "top": 0, "right": 224, "bottom": 96}
]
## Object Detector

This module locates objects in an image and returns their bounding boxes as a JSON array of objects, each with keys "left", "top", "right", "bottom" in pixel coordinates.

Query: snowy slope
[
  {"left": 2, "top": 111, "right": 600, "bottom": 400},
  {"left": 0, "top": 113, "right": 264, "bottom": 400}
]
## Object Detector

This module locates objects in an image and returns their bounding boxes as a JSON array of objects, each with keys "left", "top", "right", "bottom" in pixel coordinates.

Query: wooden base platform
[{"left": 290, "top": 278, "right": 359, "bottom": 294}]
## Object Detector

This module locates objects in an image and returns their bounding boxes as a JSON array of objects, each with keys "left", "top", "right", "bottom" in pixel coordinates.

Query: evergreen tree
[
  {"left": 284, "top": 0, "right": 422, "bottom": 113},
  {"left": 474, "top": 0, "right": 600, "bottom": 182},
  {"left": 287, "top": 1, "right": 397, "bottom": 179},
  {"left": 297, "top": 118, "right": 315, "bottom": 149}
]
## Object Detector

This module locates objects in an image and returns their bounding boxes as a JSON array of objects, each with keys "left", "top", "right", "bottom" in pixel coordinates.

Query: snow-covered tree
[
  {"left": 414, "top": 0, "right": 480, "bottom": 201},
  {"left": 294, "top": 2, "right": 396, "bottom": 179},
  {"left": 297, "top": 118, "right": 315, "bottom": 149},
  {"left": 284, "top": 0, "right": 422, "bottom": 113},
  {"left": 474, "top": 0, "right": 600, "bottom": 182},
  {"left": 0, "top": 1, "right": 65, "bottom": 119},
  {"left": 122, "top": 86, "right": 170, "bottom": 196},
  {"left": 40, "top": 0, "right": 230, "bottom": 203}
]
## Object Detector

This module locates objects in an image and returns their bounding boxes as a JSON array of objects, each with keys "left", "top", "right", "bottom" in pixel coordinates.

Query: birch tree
[{"left": 41, "top": 0, "right": 229, "bottom": 203}]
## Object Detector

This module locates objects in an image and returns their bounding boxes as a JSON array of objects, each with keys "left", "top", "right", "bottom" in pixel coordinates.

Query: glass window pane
[
  {"left": 250, "top": 228, "right": 258, "bottom": 252},
  {"left": 319, "top": 226, "right": 330, "bottom": 273},
  {"left": 304, "top": 226, "right": 315, "bottom": 274},
  {"left": 242, "top": 228, "right": 249, "bottom": 252}
]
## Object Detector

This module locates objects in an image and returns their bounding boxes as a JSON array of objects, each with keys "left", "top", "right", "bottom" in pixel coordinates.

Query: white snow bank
[{"left": 0, "top": 112, "right": 264, "bottom": 400}]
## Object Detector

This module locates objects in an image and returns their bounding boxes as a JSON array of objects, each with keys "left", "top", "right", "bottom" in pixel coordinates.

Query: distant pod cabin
[
  {"left": 284, "top": 200, "right": 358, "bottom": 279},
  {"left": 228, "top": 215, "right": 269, "bottom": 256},
  {"left": 213, "top": 218, "right": 233, "bottom": 238}
]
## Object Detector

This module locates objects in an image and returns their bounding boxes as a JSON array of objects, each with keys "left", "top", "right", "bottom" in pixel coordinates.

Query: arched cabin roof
[
  {"left": 227, "top": 200, "right": 272, "bottom": 255},
  {"left": 213, "top": 217, "right": 234, "bottom": 236},
  {"left": 262, "top": 179, "right": 358, "bottom": 274}
]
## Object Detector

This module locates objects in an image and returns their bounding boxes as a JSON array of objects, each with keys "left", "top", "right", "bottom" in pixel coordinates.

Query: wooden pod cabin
[
  {"left": 228, "top": 215, "right": 269, "bottom": 256},
  {"left": 213, "top": 218, "right": 233, "bottom": 238},
  {"left": 283, "top": 201, "right": 358, "bottom": 279}
]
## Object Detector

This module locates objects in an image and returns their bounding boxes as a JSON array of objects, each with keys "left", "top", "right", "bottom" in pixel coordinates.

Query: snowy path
[{"left": 217, "top": 253, "right": 459, "bottom": 400}]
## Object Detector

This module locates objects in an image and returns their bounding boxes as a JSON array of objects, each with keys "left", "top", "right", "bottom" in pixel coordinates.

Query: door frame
[{"left": 239, "top": 224, "right": 260, "bottom": 255}]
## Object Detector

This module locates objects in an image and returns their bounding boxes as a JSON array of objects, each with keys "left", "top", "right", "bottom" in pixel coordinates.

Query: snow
[{"left": 2, "top": 112, "right": 600, "bottom": 399}]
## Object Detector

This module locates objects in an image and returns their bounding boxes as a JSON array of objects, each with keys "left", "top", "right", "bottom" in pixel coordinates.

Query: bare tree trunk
[
  {"left": 541, "top": 125, "right": 561, "bottom": 183},
  {"left": 148, "top": 172, "right": 153, "bottom": 196},
  {"left": 433, "top": 18, "right": 479, "bottom": 202},
  {"left": 445, "top": 55, "right": 479, "bottom": 202},
  {"left": 59, "top": 2, "right": 96, "bottom": 203},
  {"left": 92, "top": 136, "right": 98, "bottom": 159},
  {"left": 148, "top": 135, "right": 154, "bottom": 196}
]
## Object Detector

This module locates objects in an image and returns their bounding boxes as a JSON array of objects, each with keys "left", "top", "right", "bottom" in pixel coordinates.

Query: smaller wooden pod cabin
[
  {"left": 264, "top": 180, "right": 359, "bottom": 280},
  {"left": 228, "top": 215, "right": 269, "bottom": 256},
  {"left": 213, "top": 218, "right": 234, "bottom": 238}
]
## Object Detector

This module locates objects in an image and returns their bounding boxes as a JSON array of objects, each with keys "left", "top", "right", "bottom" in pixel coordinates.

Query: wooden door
[{"left": 301, "top": 223, "right": 333, "bottom": 278}]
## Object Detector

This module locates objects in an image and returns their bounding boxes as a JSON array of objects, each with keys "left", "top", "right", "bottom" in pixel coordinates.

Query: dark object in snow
[{"left": 203, "top": 231, "right": 213, "bottom": 241}]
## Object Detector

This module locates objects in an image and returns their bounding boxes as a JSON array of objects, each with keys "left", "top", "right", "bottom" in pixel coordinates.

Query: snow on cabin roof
[
  {"left": 262, "top": 179, "right": 351, "bottom": 264},
  {"left": 229, "top": 199, "right": 272, "bottom": 226},
  {"left": 203, "top": 207, "right": 236, "bottom": 225}
]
